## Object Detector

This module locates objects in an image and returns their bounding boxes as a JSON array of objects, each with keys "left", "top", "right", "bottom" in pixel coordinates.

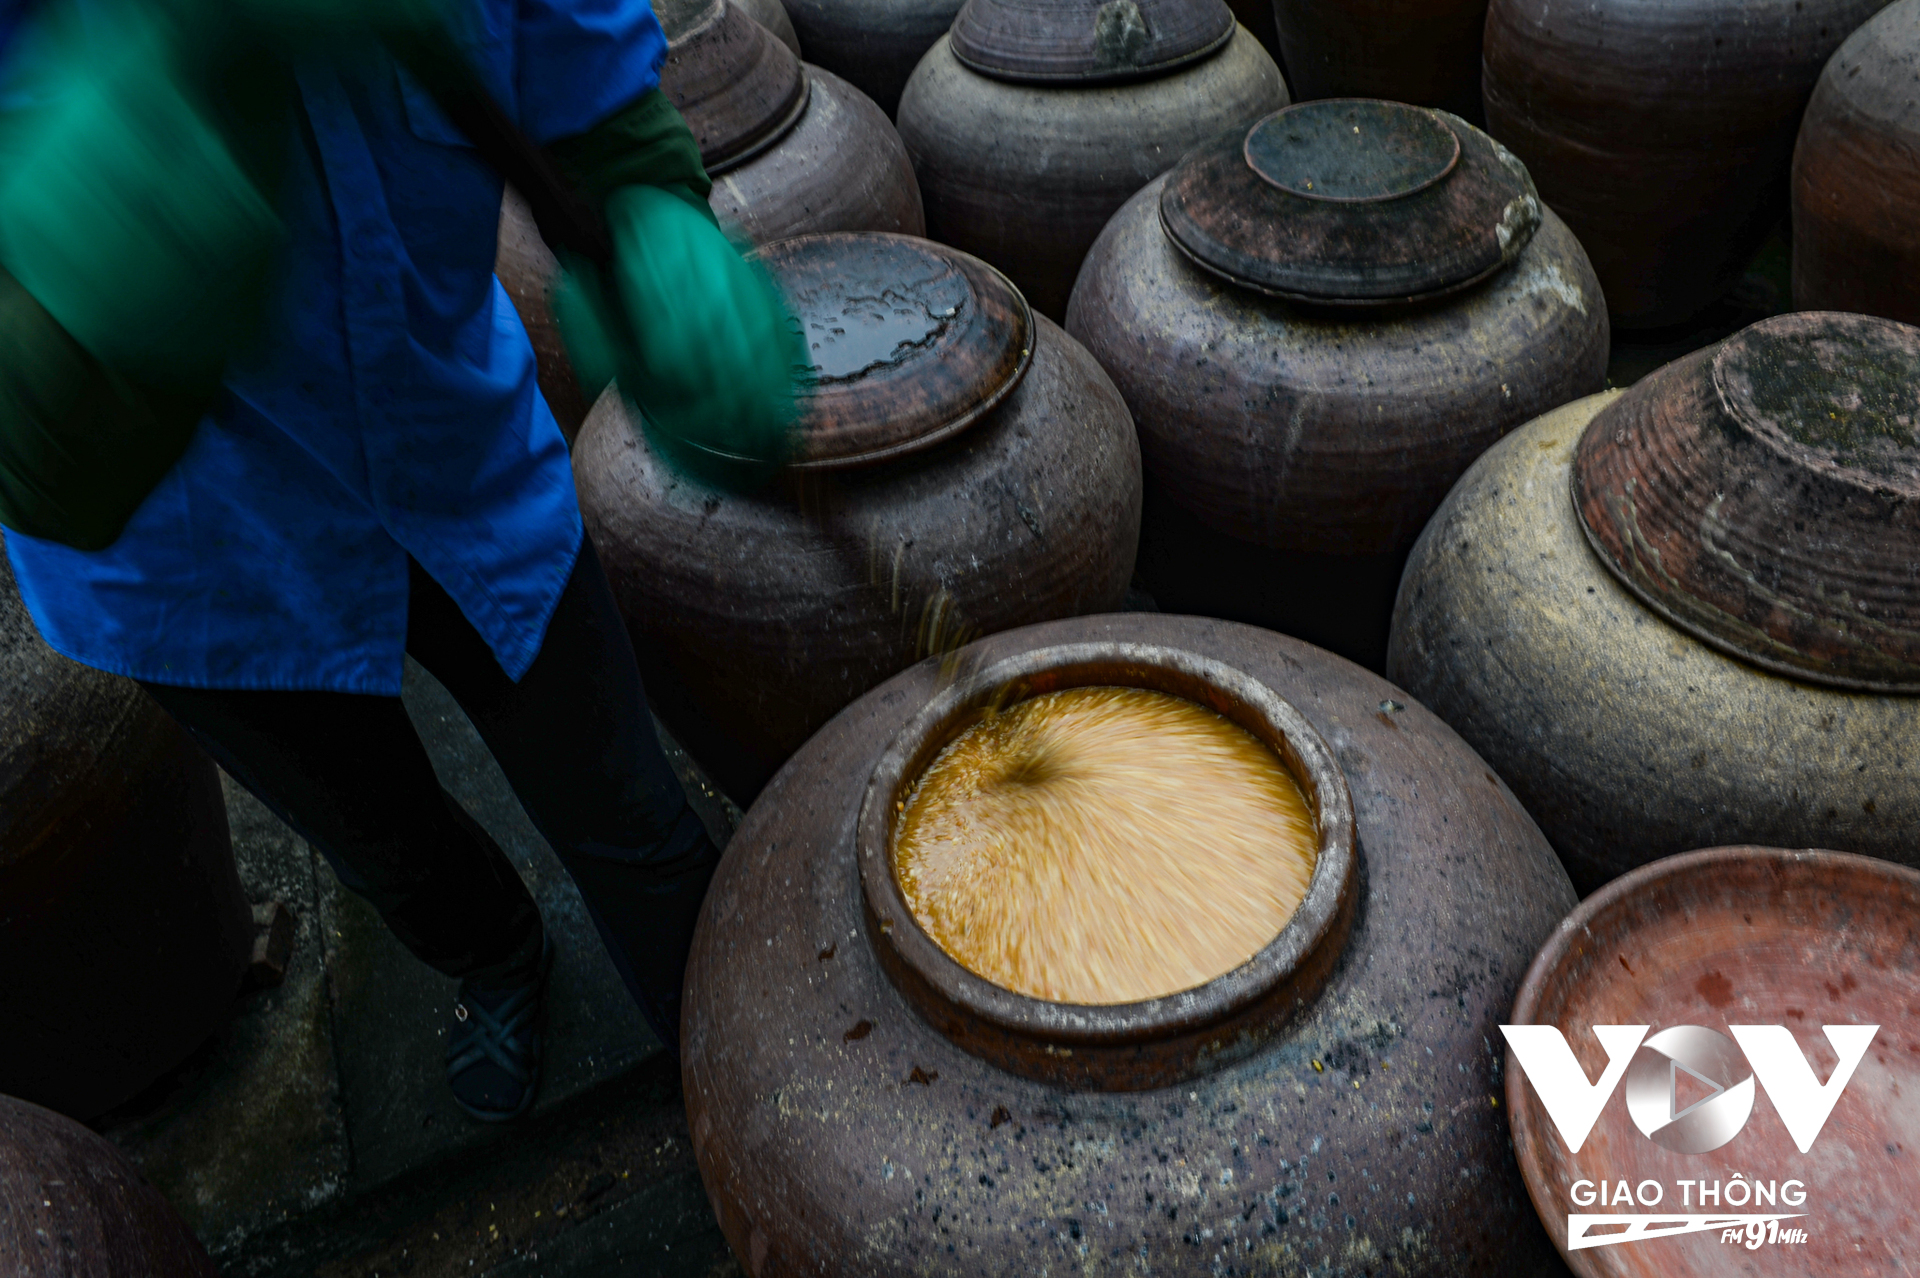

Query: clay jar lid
[
  {"left": 1159, "top": 99, "right": 1542, "bottom": 305},
  {"left": 1574, "top": 311, "right": 1920, "bottom": 691},
  {"left": 1506, "top": 847, "right": 1917, "bottom": 1270},
  {"left": 657, "top": 0, "right": 809, "bottom": 175},
  {"left": 948, "top": 0, "right": 1234, "bottom": 84},
  {"left": 755, "top": 233, "right": 1035, "bottom": 471},
  {"left": 855, "top": 641, "right": 1358, "bottom": 1090}
]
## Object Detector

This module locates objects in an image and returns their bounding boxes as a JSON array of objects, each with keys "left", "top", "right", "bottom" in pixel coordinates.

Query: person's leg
[
  {"left": 141, "top": 648, "right": 553, "bottom": 1121},
  {"left": 404, "top": 539, "right": 717, "bottom": 1053},
  {"left": 137, "top": 682, "right": 543, "bottom": 984}
]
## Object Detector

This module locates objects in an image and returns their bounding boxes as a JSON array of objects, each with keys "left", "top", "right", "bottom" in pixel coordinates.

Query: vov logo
[
  {"left": 1500, "top": 1023, "right": 1877, "bottom": 1154},
  {"left": 1502, "top": 1023, "right": 1878, "bottom": 1252}
]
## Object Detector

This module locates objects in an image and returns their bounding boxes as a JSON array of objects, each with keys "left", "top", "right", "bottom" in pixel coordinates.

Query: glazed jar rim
[{"left": 856, "top": 641, "right": 1357, "bottom": 1049}]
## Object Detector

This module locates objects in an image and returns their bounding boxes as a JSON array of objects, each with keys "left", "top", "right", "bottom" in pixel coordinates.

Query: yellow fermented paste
[{"left": 892, "top": 685, "right": 1317, "bottom": 1004}]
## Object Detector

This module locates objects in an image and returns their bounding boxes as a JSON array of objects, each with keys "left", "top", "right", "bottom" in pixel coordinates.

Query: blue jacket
[{"left": 1, "top": 0, "right": 666, "bottom": 692}]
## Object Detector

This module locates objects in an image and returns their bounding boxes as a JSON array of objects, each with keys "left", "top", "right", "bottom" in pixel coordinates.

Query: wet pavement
[{"left": 98, "top": 659, "right": 743, "bottom": 1277}]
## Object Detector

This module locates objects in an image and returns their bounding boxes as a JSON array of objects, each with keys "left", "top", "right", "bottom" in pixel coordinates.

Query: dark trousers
[{"left": 142, "top": 538, "right": 710, "bottom": 1001}]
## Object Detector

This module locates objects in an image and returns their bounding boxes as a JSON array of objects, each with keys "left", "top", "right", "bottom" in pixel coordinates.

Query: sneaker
[{"left": 445, "top": 930, "right": 553, "bottom": 1122}]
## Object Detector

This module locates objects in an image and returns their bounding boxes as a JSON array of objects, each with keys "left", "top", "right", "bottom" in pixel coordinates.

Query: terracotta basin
[{"left": 1506, "top": 846, "right": 1920, "bottom": 1275}]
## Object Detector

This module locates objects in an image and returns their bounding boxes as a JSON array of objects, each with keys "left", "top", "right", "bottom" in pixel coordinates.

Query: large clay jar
[
  {"left": 777, "top": 0, "right": 962, "bottom": 117},
  {"left": 735, "top": 0, "right": 802, "bottom": 55},
  {"left": 1483, "top": 0, "right": 1891, "bottom": 330},
  {"left": 1793, "top": 0, "right": 1920, "bottom": 325},
  {"left": 1, "top": 547, "right": 251, "bottom": 1119},
  {"left": 575, "top": 233, "right": 1141, "bottom": 802},
  {"left": 495, "top": 0, "right": 925, "bottom": 439},
  {"left": 1067, "top": 99, "right": 1608, "bottom": 671},
  {"left": 1507, "top": 846, "right": 1920, "bottom": 1275},
  {"left": 1387, "top": 313, "right": 1920, "bottom": 894},
  {"left": 0, "top": 1093, "right": 219, "bottom": 1275},
  {"left": 683, "top": 614, "right": 1576, "bottom": 1276},
  {"left": 895, "top": 0, "right": 1287, "bottom": 321},
  {"left": 1273, "top": 0, "right": 1488, "bottom": 121}
]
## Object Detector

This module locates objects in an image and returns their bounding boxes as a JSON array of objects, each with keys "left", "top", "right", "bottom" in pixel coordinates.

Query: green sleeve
[
  {"left": 0, "top": 266, "right": 206, "bottom": 550},
  {"left": 544, "top": 89, "right": 717, "bottom": 225}
]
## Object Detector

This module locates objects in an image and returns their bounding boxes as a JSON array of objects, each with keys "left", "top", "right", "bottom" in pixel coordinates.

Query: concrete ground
[{"left": 98, "top": 659, "right": 745, "bottom": 1277}]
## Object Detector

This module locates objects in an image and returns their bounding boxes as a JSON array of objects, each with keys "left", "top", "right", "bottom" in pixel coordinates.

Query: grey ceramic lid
[
  {"left": 1158, "top": 99, "right": 1542, "bottom": 305},
  {"left": 1574, "top": 311, "right": 1920, "bottom": 691},
  {"left": 949, "top": 0, "right": 1235, "bottom": 84},
  {"left": 753, "top": 233, "right": 1035, "bottom": 470},
  {"left": 658, "top": 0, "right": 809, "bottom": 174}
]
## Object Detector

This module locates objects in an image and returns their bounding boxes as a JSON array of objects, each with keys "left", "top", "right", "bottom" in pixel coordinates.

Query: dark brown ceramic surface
[
  {"left": 857, "top": 643, "right": 1357, "bottom": 1090},
  {"left": 0, "top": 547, "right": 250, "bottom": 1119},
  {"left": 1160, "top": 101, "right": 1539, "bottom": 304},
  {"left": 734, "top": 0, "right": 802, "bottom": 55},
  {"left": 1793, "top": 0, "right": 1920, "bottom": 326},
  {"left": 575, "top": 303, "right": 1140, "bottom": 802},
  {"left": 1483, "top": 0, "right": 1891, "bottom": 329},
  {"left": 1506, "top": 846, "right": 1920, "bottom": 1275},
  {"left": 683, "top": 612, "right": 1576, "bottom": 1275},
  {"left": 949, "top": 0, "right": 1234, "bottom": 83},
  {"left": 659, "top": 0, "right": 810, "bottom": 174},
  {"left": 760, "top": 235, "right": 1032, "bottom": 470},
  {"left": 0, "top": 1094, "right": 219, "bottom": 1276},
  {"left": 897, "top": 28, "right": 1287, "bottom": 320},
  {"left": 1273, "top": 0, "right": 1489, "bottom": 122},
  {"left": 1574, "top": 312, "right": 1920, "bottom": 691},
  {"left": 705, "top": 66, "right": 925, "bottom": 246}
]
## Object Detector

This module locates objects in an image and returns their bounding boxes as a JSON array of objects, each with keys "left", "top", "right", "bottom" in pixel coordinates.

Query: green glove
[
  {"left": 0, "top": 3, "right": 288, "bottom": 392},
  {"left": 0, "top": 1, "right": 295, "bottom": 547},
  {"left": 547, "top": 93, "right": 804, "bottom": 492}
]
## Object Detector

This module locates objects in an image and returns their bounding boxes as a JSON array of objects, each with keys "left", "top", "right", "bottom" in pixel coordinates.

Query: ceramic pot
[
  {"left": 1507, "top": 846, "right": 1919, "bottom": 1275},
  {"left": 1067, "top": 99, "right": 1608, "bottom": 670},
  {"left": 0, "top": 547, "right": 250, "bottom": 1119},
  {"left": 1387, "top": 312, "right": 1920, "bottom": 892},
  {"left": 683, "top": 613, "right": 1577, "bottom": 1275},
  {"left": 1483, "top": 0, "right": 1891, "bottom": 330},
  {"left": 494, "top": 0, "right": 925, "bottom": 439},
  {"left": 896, "top": 0, "right": 1287, "bottom": 320},
  {"left": 1272, "top": 0, "right": 1488, "bottom": 121},
  {"left": 1793, "top": 0, "right": 1920, "bottom": 325},
  {"left": 0, "top": 1093, "right": 218, "bottom": 1276},
  {"left": 776, "top": 0, "right": 962, "bottom": 117},
  {"left": 735, "top": 0, "right": 802, "bottom": 56},
  {"left": 574, "top": 233, "right": 1141, "bottom": 802}
]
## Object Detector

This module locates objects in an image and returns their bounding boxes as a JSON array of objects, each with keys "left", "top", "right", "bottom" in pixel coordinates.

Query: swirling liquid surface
[{"left": 892, "top": 686, "right": 1318, "bottom": 1004}]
